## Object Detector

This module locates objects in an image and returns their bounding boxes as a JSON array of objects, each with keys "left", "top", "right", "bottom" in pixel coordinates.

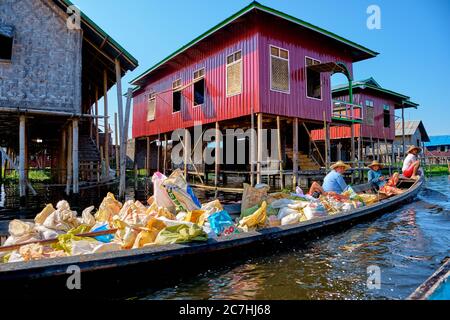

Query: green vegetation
[
  {"left": 424, "top": 165, "right": 450, "bottom": 176},
  {"left": 1, "top": 169, "right": 52, "bottom": 182}
]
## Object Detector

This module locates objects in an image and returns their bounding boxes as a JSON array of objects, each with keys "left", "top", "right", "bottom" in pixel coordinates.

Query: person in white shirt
[{"left": 402, "top": 146, "right": 421, "bottom": 179}]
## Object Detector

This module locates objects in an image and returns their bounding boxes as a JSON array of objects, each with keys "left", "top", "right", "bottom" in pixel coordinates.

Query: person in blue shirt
[
  {"left": 322, "top": 161, "right": 351, "bottom": 194},
  {"left": 367, "top": 160, "right": 386, "bottom": 189}
]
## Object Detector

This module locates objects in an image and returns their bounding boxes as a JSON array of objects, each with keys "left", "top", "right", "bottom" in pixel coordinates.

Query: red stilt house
[
  {"left": 130, "top": 1, "right": 378, "bottom": 190},
  {"left": 311, "top": 77, "right": 419, "bottom": 163}
]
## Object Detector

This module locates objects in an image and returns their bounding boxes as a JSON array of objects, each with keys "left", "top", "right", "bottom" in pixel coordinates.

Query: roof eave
[{"left": 130, "top": 1, "right": 378, "bottom": 86}]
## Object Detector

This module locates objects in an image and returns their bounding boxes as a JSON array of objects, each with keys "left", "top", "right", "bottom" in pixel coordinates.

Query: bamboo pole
[
  {"left": 115, "top": 112, "right": 120, "bottom": 177},
  {"left": 72, "top": 118, "right": 79, "bottom": 194},
  {"left": 276, "top": 116, "right": 284, "bottom": 190},
  {"left": 292, "top": 118, "right": 299, "bottom": 188},
  {"left": 257, "top": 113, "right": 263, "bottom": 185}
]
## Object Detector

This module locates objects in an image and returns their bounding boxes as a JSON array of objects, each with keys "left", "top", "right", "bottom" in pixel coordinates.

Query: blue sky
[{"left": 73, "top": 0, "right": 450, "bottom": 139}]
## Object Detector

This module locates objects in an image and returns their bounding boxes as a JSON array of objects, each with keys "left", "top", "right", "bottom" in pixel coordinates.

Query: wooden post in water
[
  {"left": 66, "top": 123, "right": 72, "bottom": 195},
  {"left": 257, "top": 113, "right": 263, "bottom": 185},
  {"left": 72, "top": 118, "right": 79, "bottom": 194},
  {"left": 402, "top": 107, "right": 406, "bottom": 157},
  {"left": 19, "top": 115, "right": 26, "bottom": 199},
  {"left": 276, "top": 116, "right": 284, "bottom": 190},
  {"left": 103, "top": 70, "right": 110, "bottom": 176},
  {"left": 292, "top": 118, "right": 299, "bottom": 189}
]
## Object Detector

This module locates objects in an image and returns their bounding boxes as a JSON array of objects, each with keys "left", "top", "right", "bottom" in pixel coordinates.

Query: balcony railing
[{"left": 331, "top": 100, "right": 363, "bottom": 123}]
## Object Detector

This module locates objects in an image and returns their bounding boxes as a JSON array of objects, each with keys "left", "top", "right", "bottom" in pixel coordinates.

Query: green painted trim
[
  {"left": 59, "top": 0, "right": 138, "bottom": 67},
  {"left": 333, "top": 83, "right": 410, "bottom": 100},
  {"left": 130, "top": 1, "right": 378, "bottom": 84}
]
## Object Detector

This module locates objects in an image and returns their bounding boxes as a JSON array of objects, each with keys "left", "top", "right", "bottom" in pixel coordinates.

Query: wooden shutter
[
  {"left": 227, "top": 60, "right": 241, "bottom": 96},
  {"left": 147, "top": 94, "right": 156, "bottom": 121},
  {"left": 365, "top": 106, "right": 374, "bottom": 126},
  {"left": 271, "top": 56, "right": 289, "bottom": 92}
]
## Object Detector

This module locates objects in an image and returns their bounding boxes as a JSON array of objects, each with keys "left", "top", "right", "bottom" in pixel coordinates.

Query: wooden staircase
[{"left": 286, "top": 149, "right": 321, "bottom": 171}]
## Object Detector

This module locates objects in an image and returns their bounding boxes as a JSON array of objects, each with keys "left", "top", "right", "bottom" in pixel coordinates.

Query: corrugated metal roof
[
  {"left": 130, "top": 1, "right": 378, "bottom": 86},
  {"left": 395, "top": 120, "right": 430, "bottom": 142},
  {"left": 425, "top": 135, "right": 450, "bottom": 147}
]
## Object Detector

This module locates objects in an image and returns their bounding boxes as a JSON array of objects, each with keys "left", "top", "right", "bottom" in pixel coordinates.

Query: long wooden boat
[
  {"left": 408, "top": 257, "right": 450, "bottom": 300},
  {"left": 0, "top": 178, "right": 423, "bottom": 298}
]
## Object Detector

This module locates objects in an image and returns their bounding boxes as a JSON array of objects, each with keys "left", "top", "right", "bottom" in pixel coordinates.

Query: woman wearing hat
[
  {"left": 402, "top": 146, "right": 422, "bottom": 179},
  {"left": 367, "top": 160, "right": 387, "bottom": 189},
  {"left": 322, "top": 161, "right": 351, "bottom": 194}
]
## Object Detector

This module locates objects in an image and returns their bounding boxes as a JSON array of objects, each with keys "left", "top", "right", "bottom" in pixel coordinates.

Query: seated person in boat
[
  {"left": 367, "top": 160, "right": 387, "bottom": 189},
  {"left": 402, "top": 146, "right": 422, "bottom": 179},
  {"left": 322, "top": 161, "right": 351, "bottom": 194}
]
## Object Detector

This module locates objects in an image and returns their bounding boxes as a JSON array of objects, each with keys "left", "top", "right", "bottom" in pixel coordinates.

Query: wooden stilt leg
[
  {"left": 277, "top": 116, "right": 284, "bottom": 190},
  {"left": 19, "top": 115, "right": 26, "bottom": 199},
  {"left": 72, "top": 118, "right": 79, "bottom": 194},
  {"left": 293, "top": 118, "right": 299, "bottom": 189},
  {"left": 257, "top": 113, "right": 263, "bottom": 185},
  {"left": 66, "top": 123, "right": 72, "bottom": 195},
  {"left": 214, "top": 122, "right": 220, "bottom": 192}
]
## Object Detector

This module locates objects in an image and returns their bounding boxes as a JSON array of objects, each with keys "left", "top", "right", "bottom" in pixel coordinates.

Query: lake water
[
  {"left": 138, "top": 175, "right": 450, "bottom": 300},
  {"left": 0, "top": 176, "right": 449, "bottom": 300}
]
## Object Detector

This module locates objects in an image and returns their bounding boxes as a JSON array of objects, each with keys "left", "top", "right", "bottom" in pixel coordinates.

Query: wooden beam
[
  {"left": 250, "top": 111, "right": 255, "bottom": 187},
  {"left": 95, "top": 87, "right": 99, "bottom": 148},
  {"left": 163, "top": 133, "right": 168, "bottom": 175},
  {"left": 146, "top": 137, "right": 151, "bottom": 176},
  {"left": 72, "top": 118, "right": 79, "bottom": 194},
  {"left": 119, "top": 88, "right": 132, "bottom": 200},
  {"left": 66, "top": 123, "right": 72, "bottom": 195},
  {"left": 276, "top": 116, "right": 284, "bottom": 190},
  {"left": 103, "top": 69, "right": 110, "bottom": 175},
  {"left": 114, "top": 112, "right": 120, "bottom": 177},
  {"left": 157, "top": 133, "right": 161, "bottom": 173},
  {"left": 402, "top": 107, "right": 406, "bottom": 156},
  {"left": 293, "top": 118, "right": 299, "bottom": 188},
  {"left": 214, "top": 122, "right": 220, "bottom": 189},
  {"left": 257, "top": 113, "right": 263, "bottom": 185},
  {"left": 19, "top": 115, "right": 26, "bottom": 198},
  {"left": 184, "top": 129, "right": 190, "bottom": 178}
]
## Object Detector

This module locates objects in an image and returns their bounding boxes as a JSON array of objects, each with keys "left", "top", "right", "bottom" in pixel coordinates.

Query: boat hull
[{"left": 0, "top": 179, "right": 424, "bottom": 298}]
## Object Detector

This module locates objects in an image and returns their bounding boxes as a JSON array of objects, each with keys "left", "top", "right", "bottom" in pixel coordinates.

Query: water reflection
[{"left": 143, "top": 176, "right": 450, "bottom": 300}]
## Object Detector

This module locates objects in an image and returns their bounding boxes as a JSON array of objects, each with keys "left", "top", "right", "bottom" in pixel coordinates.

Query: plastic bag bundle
[
  {"left": 3, "top": 220, "right": 40, "bottom": 247},
  {"left": 303, "top": 202, "right": 327, "bottom": 221},
  {"left": 152, "top": 172, "right": 176, "bottom": 211},
  {"left": 208, "top": 210, "right": 235, "bottom": 236},
  {"left": 239, "top": 201, "right": 267, "bottom": 230},
  {"left": 163, "top": 169, "right": 201, "bottom": 212},
  {"left": 95, "top": 192, "right": 122, "bottom": 223},
  {"left": 154, "top": 224, "right": 208, "bottom": 245}
]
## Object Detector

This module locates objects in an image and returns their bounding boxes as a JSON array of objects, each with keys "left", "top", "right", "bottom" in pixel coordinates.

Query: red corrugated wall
[
  {"left": 132, "top": 17, "right": 357, "bottom": 139},
  {"left": 258, "top": 23, "right": 353, "bottom": 123},
  {"left": 132, "top": 27, "right": 260, "bottom": 138}
]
